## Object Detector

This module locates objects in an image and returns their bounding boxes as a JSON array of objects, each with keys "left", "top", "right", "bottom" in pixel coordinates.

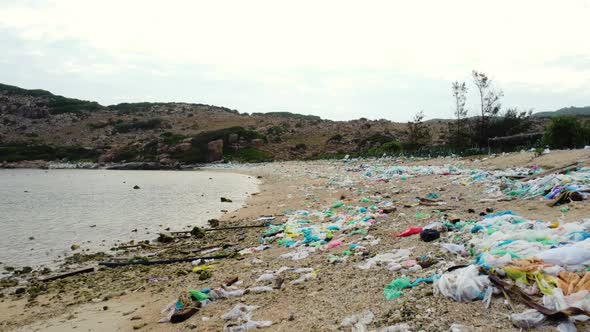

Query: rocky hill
[
  {"left": 532, "top": 106, "right": 590, "bottom": 118},
  {"left": 1, "top": 83, "right": 430, "bottom": 165}
]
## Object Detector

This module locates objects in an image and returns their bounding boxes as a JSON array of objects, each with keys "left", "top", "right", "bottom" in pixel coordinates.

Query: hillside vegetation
[{"left": 0, "top": 82, "right": 587, "bottom": 165}]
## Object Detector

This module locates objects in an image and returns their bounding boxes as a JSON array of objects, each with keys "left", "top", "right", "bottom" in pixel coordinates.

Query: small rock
[
  {"left": 103, "top": 306, "right": 108, "bottom": 311},
  {"left": 71, "top": 244, "right": 80, "bottom": 251},
  {"left": 133, "top": 322, "right": 148, "bottom": 330},
  {"left": 28, "top": 236, "right": 35, "bottom": 240},
  {"left": 15, "top": 287, "right": 26, "bottom": 295},
  {"left": 133, "top": 185, "right": 140, "bottom": 189},
  {"left": 382, "top": 207, "right": 397, "bottom": 214},
  {"left": 220, "top": 197, "right": 232, "bottom": 203},
  {"left": 157, "top": 233, "right": 174, "bottom": 243}
]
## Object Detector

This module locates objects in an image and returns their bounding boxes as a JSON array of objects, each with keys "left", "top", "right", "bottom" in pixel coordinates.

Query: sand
[{"left": 1, "top": 149, "right": 589, "bottom": 332}]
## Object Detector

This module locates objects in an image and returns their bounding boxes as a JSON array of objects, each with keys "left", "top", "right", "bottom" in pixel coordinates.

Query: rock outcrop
[{"left": 207, "top": 139, "right": 224, "bottom": 162}]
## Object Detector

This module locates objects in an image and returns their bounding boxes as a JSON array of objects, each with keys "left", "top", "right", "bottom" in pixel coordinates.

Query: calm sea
[{"left": 0, "top": 169, "right": 258, "bottom": 269}]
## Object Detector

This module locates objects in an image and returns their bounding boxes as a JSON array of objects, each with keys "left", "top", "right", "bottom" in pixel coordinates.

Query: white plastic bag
[
  {"left": 433, "top": 265, "right": 490, "bottom": 302},
  {"left": 340, "top": 310, "right": 374, "bottom": 332},
  {"left": 510, "top": 309, "right": 546, "bottom": 329},
  {"left": 536, "top": 246, "right": 590, "bottom": 266}
]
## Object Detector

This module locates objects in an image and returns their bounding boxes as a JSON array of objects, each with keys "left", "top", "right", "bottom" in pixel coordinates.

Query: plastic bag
[
  {"left": 357, "top": 249, "right": 411, "bottom": 270},
  {"left": 378, "top": 324, "right": 412, "bottom": 332},
  {"left": 247, "top": 286, "right": 274, "bottom": 294},
  {"left": 440, "top": 243, "right": 465, "bottom": 255},
  {"left": 510, "top": 309, "right": 546, "bottom": 329},
  {"left": 433, "top": 265, "right": 490, "bottom": 302},
  {"left": 222, "top": 304, "right": 272, "bottom": 332},
  {"left": 396, "top": 227, "right": 422, "bottom": 237},
  {"left": 340, "top": 310, "right": 374, "bottom": 332},
  {"left": 536, "top": 246, "right": 590, "bottom": 266},
  {"left": 479, "top": 252, "right": 512, "bottom": 268},
  {"left": 384, "top": 278, "right": 411, "bottom": 300},
  {"left": 255, "top": 273, "right": 276, "bottom": 282}
]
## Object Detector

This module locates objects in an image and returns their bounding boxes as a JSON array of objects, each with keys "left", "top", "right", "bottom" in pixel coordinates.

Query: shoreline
[
  {"left": 1, "top": 150, "right": 589, "bottom": 331},
  {"left": 0, "top": 168, "right": 260, "bottom": 271}
]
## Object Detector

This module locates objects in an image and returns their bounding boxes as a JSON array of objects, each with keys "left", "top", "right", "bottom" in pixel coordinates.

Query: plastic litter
[
  {"left": 290, "top": 272, "right": 316, "bottom": 285},
  {"left": 396, "top": 227, "right": 423, "bottom": 238},
  {"left": 536, "top": 246, "right": 590, "bottom": 267},
  {"left": 340, "top": 310, "right": 375, "bottom": 332},
  {"left": 510, "top": 309, "right": 546, "bottom": 329},
  {"left": 357, "top": 249, "right": 411, "bottom": 270},
  {"left": 434, "top": 265, "right": 491, "bottom": 302},
  {"left": 449, "top": 324, "right": 473, "bottom": 332},
  {"left": 247, "top": 286, "right": 274, "bottom": 294},
  {"left": 440, "top": 243, "right": 465, "bottom": 255},
  {"left": 255, "top": 273, "right": 276, "bottom": 282},
  {"left": 419, "top": 229, "right": 440, "bottom": 242},
  {"left": 379, "top": 324, "right": 412, "bottom": 332},
  {"left": 222, "top": 304, "right": 272, "bottom": 332},
  {"left": 384, "top": 278, "right": 411, "bottom": 300}
]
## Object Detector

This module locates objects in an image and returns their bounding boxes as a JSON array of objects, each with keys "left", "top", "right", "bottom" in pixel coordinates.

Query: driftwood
[
  {"left": 488, "top": 274, "right": 590, "bottom": 319},
  {"left": 171, "top": 224, "right": 272, "bottom": 234},
  {"left": 524, "top": 162, "right": 579, "bottom": 181},
  {"left": 39, "top": 267, "right": 95, "bottom": 282},
  {"left": 98, "top": 254, "right": 230, "bottom": 267},
  {"left": 112, "top": 243, "right": 157, "bottom": 250},
  {"left": 180, "top": 243, "right": 236, "bottom": 255}
]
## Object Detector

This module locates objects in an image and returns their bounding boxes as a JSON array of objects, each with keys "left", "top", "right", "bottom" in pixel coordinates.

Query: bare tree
[
  {"left": 451, "top": 81, "right": 468, "bottom": 148},
  {"left": 472, "top": 70, "right": 503, "bottom": 146}
]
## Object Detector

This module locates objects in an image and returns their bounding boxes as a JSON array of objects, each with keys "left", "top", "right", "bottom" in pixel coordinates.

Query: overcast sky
[{"left": 1, "top": 0, "right": 589, "bottom": 121}]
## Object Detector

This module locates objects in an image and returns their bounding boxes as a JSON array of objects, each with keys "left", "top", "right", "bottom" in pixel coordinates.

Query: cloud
[{"left": 0, "top": 0, "right": 589, "bottom": 121}]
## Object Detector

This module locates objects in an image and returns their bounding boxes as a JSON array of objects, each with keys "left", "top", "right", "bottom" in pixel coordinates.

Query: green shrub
[
  {"left": 225, "top": 147, "right": 272, "bottom": 163},
  {"left": 48, "top": 96, "right": 101, "bottom": 114},
  {"left": 112, "top": 118, "right": 163, "bottom": 134},
  {"left": 543, "top": 116, "right": 590, "bottom": 148},
  {"left": 0, "top": 144, "right": 99, "bottom": 162}
]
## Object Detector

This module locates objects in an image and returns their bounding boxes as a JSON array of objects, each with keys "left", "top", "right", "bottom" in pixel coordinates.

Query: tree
[
  {"left": 472, "top": 70, "right": 503, "bottom": 146},
  {"left": 406, "top": 110, "right": 430, "bottom": 149},
  {"left": 451, "top": 81, "right": 468, "bottom": 148},
  {"left": 543, "top": 116, "right": 590, "bottom": 148}
]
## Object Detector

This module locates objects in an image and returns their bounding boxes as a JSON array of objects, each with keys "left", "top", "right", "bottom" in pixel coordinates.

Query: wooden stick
[
  {"left": 523, "top": 162, "right": 579, "bottom": 181},
  {"left": 39, "top": 267, "right": 95, "bottom": 282},
  {"left": 171, "top": 223, "right": 275, "bottom": 234}
]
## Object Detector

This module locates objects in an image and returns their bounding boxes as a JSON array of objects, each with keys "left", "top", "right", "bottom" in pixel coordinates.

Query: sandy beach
[{"left": 1, "top": 149, "right": 590, "bottom": 332}]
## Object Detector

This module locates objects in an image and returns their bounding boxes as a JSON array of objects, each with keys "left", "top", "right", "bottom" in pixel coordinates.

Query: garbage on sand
[
  {"left": 384, "top": 276, "right": 434, "bottom": 300},
  {"left": 432, "top": 211, "right": 590, "bottom": 329},
  {"left": 340, "top": 310, "right": 412, "bottom": 332},
  {"left": 258, "top": 202, "right": 388, "bottom": 261},
  {"left": 223, "top": 303, "right": 272, "bottom": 332},
  {"left": 160, "top": 290, "right": 207, "bottom": 323}
]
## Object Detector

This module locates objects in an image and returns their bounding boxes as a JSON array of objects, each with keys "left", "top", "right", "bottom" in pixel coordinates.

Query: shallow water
[{"left": 0, "top": 169, "right": 258, "bottom": 268}]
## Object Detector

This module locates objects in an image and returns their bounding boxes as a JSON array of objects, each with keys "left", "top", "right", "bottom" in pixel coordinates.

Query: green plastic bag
[
  {"left": 188, "top": 290, "right": 210, "bottom": 301},
  {"left": 383, "top": 278, "right": 411, "bottom": 300}
]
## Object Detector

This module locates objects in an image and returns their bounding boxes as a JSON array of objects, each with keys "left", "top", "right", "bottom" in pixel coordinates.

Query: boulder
[
  {"left": 207, "top": 139, "right": 224, "bottom": 162},
  {"left": 98, "top": 154, "right": 114, "bottom": 163},
  {"left": 175, "top": 142, "right": 192, "bottom": 152}
]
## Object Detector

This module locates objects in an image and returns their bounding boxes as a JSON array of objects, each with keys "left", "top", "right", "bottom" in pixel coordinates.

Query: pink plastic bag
[{"left": 396, "top": 227, "right": 423, "bottom": 237}]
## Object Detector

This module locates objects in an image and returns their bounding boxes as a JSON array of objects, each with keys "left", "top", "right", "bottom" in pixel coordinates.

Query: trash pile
[
  {"left": 159, "top": 266, "right": 320, "bottom": 329},
  {"left": 501, "top": 167, "right": 590, "bottom": 201},
  {"left": 432, "top": 211, "right": 590, "bottom": 330},
  {"left": 255, "top": 202, "right": 389, "bottom": 261}
]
